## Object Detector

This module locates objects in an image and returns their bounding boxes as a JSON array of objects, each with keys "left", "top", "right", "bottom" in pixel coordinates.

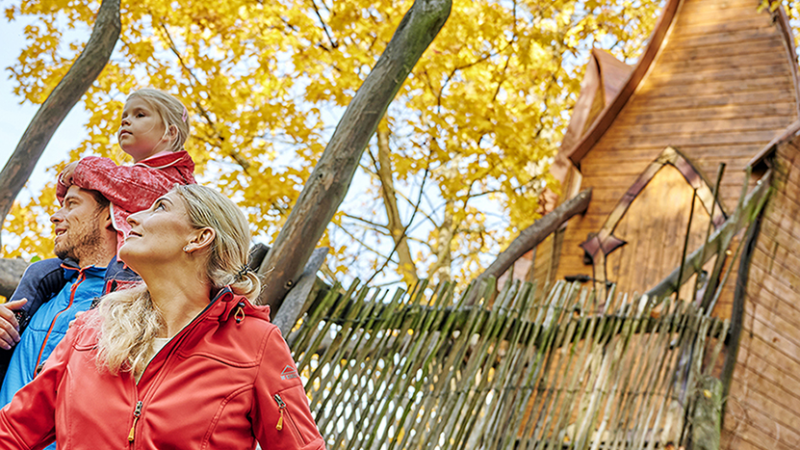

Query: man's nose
[{"left": 50, "top": 210, "right": 64, "bottom": 224}]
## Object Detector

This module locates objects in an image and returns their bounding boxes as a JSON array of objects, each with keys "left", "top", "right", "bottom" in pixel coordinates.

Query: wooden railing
[{"left": 288, "top": 279, "right": 728, "bottom": 450}]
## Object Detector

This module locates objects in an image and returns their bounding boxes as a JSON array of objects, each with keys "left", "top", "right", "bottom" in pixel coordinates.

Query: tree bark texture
[
  {"left": 0, "top": 259, "right": 29, "bottom": 299},
  {"left": 0, "top": 0, "right": 121, "bottom": 248},
  {"left": 256, "top": 0, "right": 452, "bottom": 310},
  {"left": 376, "top": 130, "right": 418, "bottom": 288},
  {"left": 467, "top": 189, "right": 592, "bottom": 305}
]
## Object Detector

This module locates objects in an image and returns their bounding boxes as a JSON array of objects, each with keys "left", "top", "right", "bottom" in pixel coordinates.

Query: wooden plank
[
  {"left": 736, "top": 332, "right": 800, "bottom": 396},
  {"left": 623, "top": 88, "right": 793, "bottom": 112},
  {"left": 720, "top": 400, "right": 799, "bottom": 450},
  {"left": 674, "top": 8, "right": 769, "bottom": 28},
  {"left": 575, "top": 170, "right": 749, "bottom": 189},
  {"left": 745, "top": 309, "right": 800, "bottom": 367},
  {"left": 672, "top": 15, "right": 770, "bottom": 34},
  {"left": 748, "top": 264, "right": 800, "bottom": 308},
  {"left": 646, "top": 64, "right": 793, "bottom": 87},
  {"left": 615, "top": 102, "right": 797, "bottom": 124},
  {"left": 678, "top": 0, "right": 767, "bottom": 16},
  {"left": 595, "top": 129, "right": 780, "bottom": 148},
  {"left": 583, "top": 143, "right": 765, "bottom": 163},
  {"left": 602, "top": 116, "right": 792, "bottom": 138},
  {"left": 656, "top": 53, "right": 789, "bottom": 73},
  {"left": 737, "top": 353, "right": 800, "bottom": 410},
  {"left": 658, "top": 36, "right": 783, "bottom": 61},
  {"left": 750, "top": 301, "right": 800, "bottom": 363},
  {"left": 635, "top": 79, "right": 793, "bottom": 100},
  {"left": 752, "top": 246, "right": 800, "bottom": 290},
  {"left": 669, "top": 26, "right": 781, "bottom": 48},
  {"left": 727, "top": 381, "right": 800, "bottom": 436}
]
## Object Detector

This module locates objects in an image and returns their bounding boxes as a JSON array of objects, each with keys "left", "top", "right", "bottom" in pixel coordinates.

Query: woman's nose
[{"left": 127, "top": 211, "right": 142, "bottom": 226}]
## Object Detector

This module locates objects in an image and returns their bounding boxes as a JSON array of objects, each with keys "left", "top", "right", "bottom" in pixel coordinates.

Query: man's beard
[{"left": 55, "top": 224, "right": 103, "bottom": 265}]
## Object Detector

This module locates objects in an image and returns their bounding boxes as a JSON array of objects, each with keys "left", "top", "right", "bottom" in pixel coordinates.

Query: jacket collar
[
  {"left": 59, "top": 257, "right": 108, "bottom": 280},
  {"left": 209, "top": 286, "right": 271, "bottom": 324}
]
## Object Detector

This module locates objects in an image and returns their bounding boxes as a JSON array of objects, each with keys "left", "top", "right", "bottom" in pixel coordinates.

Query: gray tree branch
[{"left": 256, "top": 0, "right": 452, "bottom": 311}]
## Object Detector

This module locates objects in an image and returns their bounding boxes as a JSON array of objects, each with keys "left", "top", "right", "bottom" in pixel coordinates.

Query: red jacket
[
  {"left": 56, "top": 151, "right": 197, "bottom": 251},
  {"left": 0, "top": 288, "right": 326, "bottom": 450}
]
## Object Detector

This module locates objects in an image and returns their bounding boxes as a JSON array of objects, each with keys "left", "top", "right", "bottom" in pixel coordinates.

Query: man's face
[{"left": 50, "top": 186, "right": 109, "bottom": 265}]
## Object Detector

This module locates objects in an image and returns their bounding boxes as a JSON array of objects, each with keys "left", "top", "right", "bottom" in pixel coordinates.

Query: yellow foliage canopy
[{"left": 2, "top": 0, "right": 662, "bottom": 287}]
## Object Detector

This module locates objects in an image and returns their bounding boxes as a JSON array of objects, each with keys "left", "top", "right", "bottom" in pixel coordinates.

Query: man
[{"left": 0, "top": 185, "right": 123, "bottom": 408}]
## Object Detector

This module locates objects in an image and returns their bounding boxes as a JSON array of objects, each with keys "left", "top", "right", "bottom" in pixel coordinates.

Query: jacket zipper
[
  {"left": 274, "top": 394, "right": 304, "bottom": 443},
  {"left": 34, "top": 271, "right": 86, "bottom": 374},
  {"left": 125, "top": 293, "right": 231, "bottom": 444},
  {"left": 128, "top": 400, "right": 143, "bottom": 443}
]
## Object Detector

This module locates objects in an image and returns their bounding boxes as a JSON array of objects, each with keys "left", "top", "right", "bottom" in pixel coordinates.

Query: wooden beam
[{"left": 467, "top": 189, "right": 592, "bottom": 305}]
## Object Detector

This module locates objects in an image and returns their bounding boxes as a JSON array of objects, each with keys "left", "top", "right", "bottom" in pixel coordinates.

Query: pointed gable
[{"left": 553, "top": 0, "right": 800, "bottom": 296}]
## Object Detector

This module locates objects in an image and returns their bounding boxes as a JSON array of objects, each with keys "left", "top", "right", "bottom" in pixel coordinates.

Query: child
[{"left": 0, "top": 89, "right": 197, "bottom": 381}]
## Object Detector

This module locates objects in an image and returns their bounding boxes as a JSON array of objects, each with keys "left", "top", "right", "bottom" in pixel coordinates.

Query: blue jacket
[{"left": 0, "top": 257, "right": 139, "bottom": 406}]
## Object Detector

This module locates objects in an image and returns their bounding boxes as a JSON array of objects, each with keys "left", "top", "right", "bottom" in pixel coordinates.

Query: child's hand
[
  {"left": 68, "top": 311, "right": 85, "bottom": 330},
  {"left": 60, "top": 161, "right": 79, "bottom": 186}
]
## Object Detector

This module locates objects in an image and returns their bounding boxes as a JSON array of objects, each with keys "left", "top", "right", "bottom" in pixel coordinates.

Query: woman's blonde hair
[
  {"left": 94, "top": 184, "right": 260, "bottom": 375},
  {"left": 127, "top": 88, "right": 190, "bottom": 152}
]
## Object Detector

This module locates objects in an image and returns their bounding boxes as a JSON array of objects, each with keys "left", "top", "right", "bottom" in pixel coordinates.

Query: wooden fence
[{"left": 288, "top": 279, "right": 728, "bottom": 450}]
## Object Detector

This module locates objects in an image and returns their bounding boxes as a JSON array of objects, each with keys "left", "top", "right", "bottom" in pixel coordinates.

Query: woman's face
[{"left": 121, "top": 191, "right": 196, "bottom": 271}]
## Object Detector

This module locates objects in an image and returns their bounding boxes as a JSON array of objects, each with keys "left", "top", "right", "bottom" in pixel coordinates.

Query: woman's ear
[{"left": 184, "top": 227, "right": 215, "bottom": 254}]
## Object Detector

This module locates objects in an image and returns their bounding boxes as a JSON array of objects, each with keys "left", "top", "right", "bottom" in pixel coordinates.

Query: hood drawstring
[{"left": 234, "top": 301, "right": 246, "bottom": 323}]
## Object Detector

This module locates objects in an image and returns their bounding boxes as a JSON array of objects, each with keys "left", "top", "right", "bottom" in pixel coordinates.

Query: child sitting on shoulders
[{"left": 2, "top": 88, "right": 197, "bottom": 357}]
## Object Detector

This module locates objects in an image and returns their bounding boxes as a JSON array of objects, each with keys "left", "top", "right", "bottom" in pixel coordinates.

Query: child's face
[{"left": 118, "top": 97, "right": 171, "bottom": 162}]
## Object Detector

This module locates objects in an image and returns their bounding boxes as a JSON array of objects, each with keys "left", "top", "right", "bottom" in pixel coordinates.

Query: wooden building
[{"left": 522, "top": 0, "right": 800, "bottom": 448}]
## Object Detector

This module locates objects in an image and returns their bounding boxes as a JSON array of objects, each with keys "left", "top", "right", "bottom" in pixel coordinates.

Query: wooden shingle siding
[
  {"left": 725, "top": 138, "right": 800, "bottom": 449},
  {"left": 553, "top": 0, "right": 798, "bottom": 304}
]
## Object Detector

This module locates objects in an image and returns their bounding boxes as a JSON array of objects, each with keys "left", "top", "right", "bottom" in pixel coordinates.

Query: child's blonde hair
[{"left": 127, "top": 88, "right": 190, "bottom": 152}]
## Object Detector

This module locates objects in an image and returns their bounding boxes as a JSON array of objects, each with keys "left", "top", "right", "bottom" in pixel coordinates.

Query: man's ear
[
  {"left": 184, "top": 227, "right": 215, "bottom": 254},
  {"left": 103, "top": 208, "right": 114, "bottom": 230}
]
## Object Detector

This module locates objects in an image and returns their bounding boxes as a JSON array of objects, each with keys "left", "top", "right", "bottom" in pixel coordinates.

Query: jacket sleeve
[
  {"left": 252, "top": 327, "right": 325, "bottom": 450},
  {"left": 68, "top": 156, "right": 181, "bottom": 214},
  {"left": 0, "top": 316, "right": 79, "bottom": 450}
]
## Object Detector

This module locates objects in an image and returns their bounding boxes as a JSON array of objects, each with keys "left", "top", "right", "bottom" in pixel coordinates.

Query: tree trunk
[
  {"left": 376, "top": 129, "right": 418, "bottom": 288},
  {"left": 256, "top": 0, "right": 452, "bottom": 311},
  {"left": 0, "top": 259, "right": 29, "bottom": 299},
  {"left": 0, "top": 0, "right": 121, "bottom": 248},
  {"left": 467, "top": 189, "right": 592, "bottom": 305}
]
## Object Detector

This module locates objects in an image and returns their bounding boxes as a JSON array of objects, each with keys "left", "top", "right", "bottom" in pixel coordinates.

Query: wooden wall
[
  {"left": 548, "top": 0, "right": 799, "bottom": 314},
  {"left": 724, "top": 139, "right": 800, "bottom": 450}
]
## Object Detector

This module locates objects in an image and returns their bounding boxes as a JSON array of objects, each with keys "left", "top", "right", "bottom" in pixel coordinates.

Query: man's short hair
[{"left": 84, "top": 189, "right": 110, "bottom": 211}]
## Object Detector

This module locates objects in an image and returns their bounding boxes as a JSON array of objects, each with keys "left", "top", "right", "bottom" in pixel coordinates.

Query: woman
[{"left": 0, "top": 184, "right": 325, "bottom": 449}]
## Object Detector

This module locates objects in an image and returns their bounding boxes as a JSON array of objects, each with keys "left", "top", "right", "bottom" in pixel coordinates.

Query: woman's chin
[{"left": 118, "top": 246, "right": 142, "bottom": 272}]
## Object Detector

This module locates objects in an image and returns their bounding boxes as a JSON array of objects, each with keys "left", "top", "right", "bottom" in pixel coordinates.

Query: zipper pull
[
  {"left": 128, "top": 401, "right": 143, "bottom": 442},
  {"left": 274, "top": 394, "right": 286, "bottom": 430}
]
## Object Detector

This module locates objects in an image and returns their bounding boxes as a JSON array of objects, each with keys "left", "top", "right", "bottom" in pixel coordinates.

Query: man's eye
[{"left": 154, "top": 202, "right": 165, "bottom": 211}]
